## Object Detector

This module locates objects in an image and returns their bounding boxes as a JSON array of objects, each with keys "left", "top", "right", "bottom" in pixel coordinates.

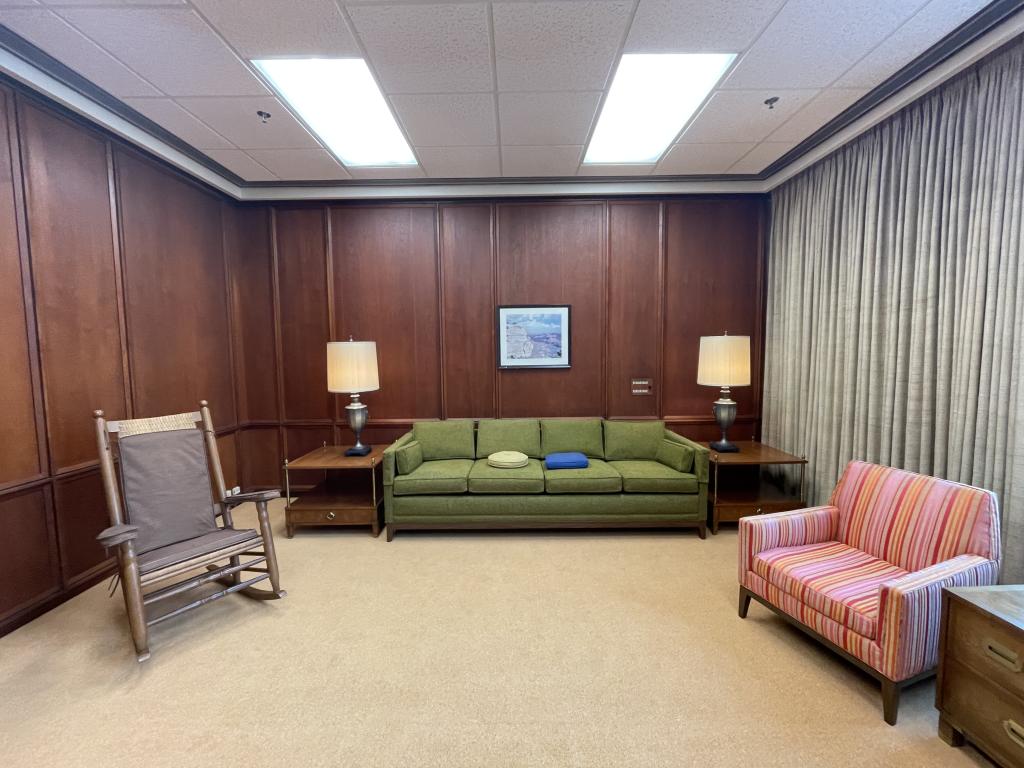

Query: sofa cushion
[
  {"left": 476, "top": 419, "right": 541, "bottom": 459},
  {"left": 752, "top": 541, "right": 909, "bottom": 637},
  {"left": 396, "top": 440, "right": 423, "bottom": 475},
  {"left": 468, "top": 459, "right": 545, "bottom": 494},
  {"left": 412, "top": 420, "right": 475, "bottom": 460},
  {"left": 655, "top": 439, "right": 694, "bottom": 473},
  {"left": 392, "top": 459, "right": 474, "bottom": 496},
  {"left": 603, "top": 420, "right": 665, "bottom": 460},
  {"left": 609, "top": 460, "right": 697, "bottom": 493},
  {"left": 541, "top": 419, "right": 604, "bottom": 458},
  {"left": 544, "top": 458, "right": 621, "bottom": 494}
]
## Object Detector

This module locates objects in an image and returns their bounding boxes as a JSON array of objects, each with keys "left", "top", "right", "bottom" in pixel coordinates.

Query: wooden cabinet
[
  {"left": 937, "top": 586, "right": 1024, "bottom": 767},
  {"left": 708, "top": 441, "right": 806, "bottom": 534}
]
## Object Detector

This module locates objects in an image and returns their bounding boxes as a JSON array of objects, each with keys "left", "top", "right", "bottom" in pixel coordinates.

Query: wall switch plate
[{"left": 631, "top": 378, "right": 653, "bottom": 395}]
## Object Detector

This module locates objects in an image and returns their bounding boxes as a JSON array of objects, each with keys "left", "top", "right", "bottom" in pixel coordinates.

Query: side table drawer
[
  {"left": 949, "top": 605, "right": 1024, "bottom": 700},
  {"left": 288, "top": 508, "right": 373, "bottom": 525},
  {"left": 942, "top": 658, "right": 1024, "bottom": 768}
]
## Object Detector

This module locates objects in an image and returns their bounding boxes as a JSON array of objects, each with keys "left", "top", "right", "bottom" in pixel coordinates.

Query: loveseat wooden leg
[
  {"left": 738, "top": 587, "right": 751, "bottom": 619},
  {"left": 386, "top": 525, "right": 395, "bottom": 542},
  {"left": 697, "top": 521, "right": 707, "bottom": 539},
  {"left": 881, "top": 678, "right": 900, "bottom": 725}
]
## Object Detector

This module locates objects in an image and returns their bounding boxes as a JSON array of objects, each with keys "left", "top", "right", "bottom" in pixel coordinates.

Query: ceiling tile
[
  {"left": 501, "top": 145, "right": 582, "bottom": 177},
  {"left": 175, "top": 96, "right": 319, "bottom": 149},
  {"left": 417, "top": 146, "right": 500, "bottom": 178},
  {"left": 624, "top": 0, "right": 785, "bottom": 53},
  {"left": 577, "top": 163, "right": 654, "bottom": 176},
  {"left": 769, "top": 88, "right": 869, "bottom": 143},
  {"left": 654, "top": 143, "right": 756, "bottom": 174},
  {"left": 55, "top": 6, "right": 269, "bottom": 96},
  {"left": 39, "top": 1, "right": 185, "bottom": 5},
  {"left": 203, "top": 149, "right": 277, "bottom": 181},
  {"left": 836, "top": 0, "right": 989, "bottom": 88},
  {"left": 679, "top": 89, "right": 817, "bottom": 144},
  {"left": 493, "top": 0, "right": 633, "bottom": 92},
  {"left": 0, "top": 0, "right": 41, "bottom": 6},
  {"left": 499, "top": 91, "right": 601, "bottom": 146},
  {"left": 347, "top": 166, "right": 426, "bottom": 180},
  {"left": 728, "top": 141, "right": 796, "bottom": 173},
  {"left": 2, "top": 9, "right": 162, "bottom": 97},
  {"left": 123, "top": 97, "right": 233, "bottom": 149},
  {"left": 188, "top": 0, "right": 359, "bottom": 58},
  {"left": 391, "top": 93, "right": 497, "bottom": 147},
  {"left": 246, "top": 149, "right": 351, "bottom": 180},
  {"left": 347, "top": 3, "right": 492, "bottom": 93},
  {"left": 722, "top": 0, "right": 928, "bottom": 90}
]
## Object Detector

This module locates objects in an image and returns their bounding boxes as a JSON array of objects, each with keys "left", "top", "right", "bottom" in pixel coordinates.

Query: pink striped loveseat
[{"left": 738, "top": 460, "right": 1001, "bottom": 725}]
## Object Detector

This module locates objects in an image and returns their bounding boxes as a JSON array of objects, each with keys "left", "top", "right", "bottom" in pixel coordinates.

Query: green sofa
[{"left": 382, "top": 418, "right": 709, "bottom": 540}]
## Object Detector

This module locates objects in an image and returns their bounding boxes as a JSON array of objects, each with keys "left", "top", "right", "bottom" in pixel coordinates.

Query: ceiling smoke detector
[
  {"left": 256, "top": 110, "right": 271, "bottom": 123},
  {"left": 764, "top": 96, "right": 779, "bottom": 110}
]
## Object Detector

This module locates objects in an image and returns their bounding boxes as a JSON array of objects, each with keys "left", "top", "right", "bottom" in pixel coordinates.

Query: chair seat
[
  {"left": 393, "top": 459, "right": 474, "bottom": 496},
  {"left": 544, "top": 459, "right": 621, "bottom": 493},
  {"left": 468, "top": 458, "right": 545, "bottom": 494},
  {"left": 608, "top": 460, "right": 698, "bottom": 493},
  {"left": 752, "top": 541, "right": 909, "bottom": 637},
  {"left": 138, "top": 527, "right": 260, "bottom": 574}
]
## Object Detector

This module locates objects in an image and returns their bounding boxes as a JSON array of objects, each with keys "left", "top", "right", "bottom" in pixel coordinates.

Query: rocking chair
[{"left": 94, "top": 401, "right": 285, "bottom": 661}]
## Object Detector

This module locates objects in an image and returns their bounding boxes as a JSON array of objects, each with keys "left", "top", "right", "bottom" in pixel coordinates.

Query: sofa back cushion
[
  {"left": 831, "top": 460, "right": 1001, "bottom": 571},
  {"left": 412, "top": 420, "right": 475, "bottom": 460},
  {"left": 603, "top": 420, "right": 665, "bottom": 460},
  {"left": 476, "top": 419, "right": 541, "bottom": 459},
  {"left": 540, "top": 419, "right": 604, "bottom": 458}
]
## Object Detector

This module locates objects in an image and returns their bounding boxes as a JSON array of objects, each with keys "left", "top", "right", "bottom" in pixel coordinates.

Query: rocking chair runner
[{"left": 95, "top": 401, "right": 285, "bottom": 662}]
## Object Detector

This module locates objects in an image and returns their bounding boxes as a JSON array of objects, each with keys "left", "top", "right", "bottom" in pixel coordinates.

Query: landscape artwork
[{"left": 497, "top": 305, "right": 571, "bottom": 368}]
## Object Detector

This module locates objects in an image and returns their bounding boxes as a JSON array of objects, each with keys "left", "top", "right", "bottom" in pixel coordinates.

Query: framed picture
[{"left": 497, "top": 305, "right": 571, "bottom": 369}]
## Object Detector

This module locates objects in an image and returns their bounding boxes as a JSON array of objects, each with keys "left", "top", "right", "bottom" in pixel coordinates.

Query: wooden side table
[
  {"left": 708, "top": 440, "right": 806, "bottom": 534},
  {"left": 284, "top": 445, "right": 385, "bottom": 538}
]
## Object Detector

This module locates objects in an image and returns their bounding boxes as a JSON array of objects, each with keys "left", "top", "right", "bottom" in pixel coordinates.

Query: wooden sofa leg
[
  {"left": 697, "top": 521, "right": 707, "bottom": 539},
  {"left": 738, "top": 587, "right": 751, "bottom": 619},
  {"left": 881, "top": 678, "right": 900, "bottom": 725},
  {"left": 386, "top": 525, "right": 395, "bottom": 542}
]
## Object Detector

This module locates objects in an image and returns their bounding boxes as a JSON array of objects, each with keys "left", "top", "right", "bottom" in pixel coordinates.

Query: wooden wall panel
[
  {"left": 496, "top": 203, "right": 606, "bottom": 417},
  {"left": 607, "top": 202, "right": 662, "bottom": 419},
  {"left": 225, "top": 204, "right": 278, "bottom": 423},
  {"left": 217, "top": 432, "right": 239, "bottom": 491},
  {"left": 0, "top": 88, "right": 43, "bottom": 488},
  {"left": 663, "top": 198, "right": 764, "bottom": 424},
  {"left": 19, "top": 103, "right": 128, "bottom": 473},
  {"left": 116, "top": 150, "right": 235, "bottom": 428},
  {"left": 331, "top": 206, "right": 441, "bottom": 420},
  {"left": 275, "top": 207, "right": 331, "bottom": 421},
  {"left": 0, "top": 489, "right": 59, "bottom": 623},
  {"left": 239, "top": 427, "right": 281, "bottom": 489},
  {"left": 440, "top": 204, "right": 495, "bottom": 418},
  {"left": 53, "top": 472, "right": 111, "bottom": 586}
]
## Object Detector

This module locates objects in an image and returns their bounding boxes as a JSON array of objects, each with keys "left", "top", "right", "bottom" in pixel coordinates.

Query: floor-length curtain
[{"left": 763, "top": 38, "right": 1024, "bottom": 582}]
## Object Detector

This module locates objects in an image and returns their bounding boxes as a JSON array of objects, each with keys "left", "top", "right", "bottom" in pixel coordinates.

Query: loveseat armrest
[
  {"left": 737, "top": 506, "right": 839, "bottom": 582},
  {"left": 663, "top": 431, "right": 710, "bottom": 483},
  {"left": 382, "top": 432, "right": 415, "bottom": 488},
  {"left": 97, "top": 523, "right": 138, "bottom": 549},
  {"left": 876, "top": 554, "right": 1000, "bottom": 680}
]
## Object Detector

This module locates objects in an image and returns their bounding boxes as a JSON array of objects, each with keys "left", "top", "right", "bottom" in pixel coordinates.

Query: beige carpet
[{"left": 0, "top": 501, "right": 992, "bottom": 767}]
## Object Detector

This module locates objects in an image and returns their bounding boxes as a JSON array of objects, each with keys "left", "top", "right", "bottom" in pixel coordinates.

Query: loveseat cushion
[
  {"left": 752, "top": 541, "right": 909, "bottom": 637},
  {"left": 468, "top": 458, "right": 544, "bottom": 494},
  {"left": 609, "top": 460, "right": 697, "bottom": 493},
  {"left": 540, "top": 419, "right": 604, "bottom": 458},
  {"left": 603, "top": 420, "right": 665, "bottom": 460},
  {"left": 396, "top": 440, "right": 424, "bottom": 475},
  {"left": 655, "top": 439, "right": 694, "bottom": 473},
  {"left": 476, "top": 419, "right": 541, "bottom": 459},
  {"left": 392, "top": 459, "right": 474, "bottom": 495},
  {"left": 412, "top": 420, "right": 475, "bottom": 460},
  {"left": 544, "top": 458, "right": 621, "bottom": 493}
]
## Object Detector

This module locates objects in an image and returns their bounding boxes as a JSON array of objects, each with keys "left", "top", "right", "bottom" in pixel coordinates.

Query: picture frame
[{"left": 497, "top": 305, "right": 571, "bottom": 369}]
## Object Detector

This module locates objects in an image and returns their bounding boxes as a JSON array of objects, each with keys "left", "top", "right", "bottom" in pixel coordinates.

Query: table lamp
[
  {"left": 327, "top": 339, "right": 379, "bottom": 456},
  {"left": 697, "top": 334, "right": 750, "bottom": 453}
]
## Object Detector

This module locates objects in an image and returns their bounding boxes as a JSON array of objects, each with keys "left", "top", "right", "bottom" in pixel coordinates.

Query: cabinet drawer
[
  {"left": 287, "top": 508, "right": 374, "bottom": 525},
  {"left": 949, "top": 603, "right": 1024, "bottom": 700},
  {"left": 942, "top": 658, "right": 1024, "bottom": 768}
]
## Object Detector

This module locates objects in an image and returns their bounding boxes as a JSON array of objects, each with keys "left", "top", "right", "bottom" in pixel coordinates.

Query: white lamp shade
[
  {"left": 696, "top": 335, "right": 750, "bottom": 387},
  {"left": 327, "top": 341, "right": 379, "bottom": 393}
]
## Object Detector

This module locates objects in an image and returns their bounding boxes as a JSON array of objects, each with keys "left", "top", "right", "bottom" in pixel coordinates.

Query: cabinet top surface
[
  {"left": 710, "top": 441, "right": 807, "bottom": 466},
  {"left": 947, "top": 585, "right": 1024, "bottom": 631},
  {"left": 286, "top": 445, "right": 385, "bottom": 469}
]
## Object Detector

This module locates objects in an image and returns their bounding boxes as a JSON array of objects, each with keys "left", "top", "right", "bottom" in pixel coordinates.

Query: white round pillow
[{"left": 487, "top": 450, "right": 529, "bottom": 469}]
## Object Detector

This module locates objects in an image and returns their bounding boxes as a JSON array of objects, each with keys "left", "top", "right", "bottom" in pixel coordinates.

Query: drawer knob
[
  {"left": 1004, "top": 719, "right": 1024, "bottom": 750},
  {"left": 326, "top": 511, "right": 336, "bottom": 521},
  {"left": 985, "top": 639, "right": 1023, "bottom": 672}
]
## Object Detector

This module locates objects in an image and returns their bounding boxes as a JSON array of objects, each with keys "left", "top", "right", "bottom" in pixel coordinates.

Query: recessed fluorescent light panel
[
  {"left": 253, "top": 58, "right": 416, "bottom": 167},
  {"left": 584, "top": 53, "right": 736, "bottom": 165}
]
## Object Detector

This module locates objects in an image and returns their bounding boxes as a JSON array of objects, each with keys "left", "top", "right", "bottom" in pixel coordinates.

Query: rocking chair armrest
[
  {"left": 222, "top": 490, "right": 281, "bottom": 508},
  {"left": 97, "top": 524, "right": 139, "bottom": 547}
]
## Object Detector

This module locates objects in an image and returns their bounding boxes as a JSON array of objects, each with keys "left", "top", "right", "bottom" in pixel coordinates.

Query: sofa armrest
[
  {"left": 663, "top": 431, "right": 709, "bottom": 483},
  {"left": 876, "top": 554, "right": 1000, "bottom": 680},
  {"left": 382, "top": 432, "right": 415, "bottom": 488},
  {"left": 737, "top": 506, "right": 839, "bottom": 582}
]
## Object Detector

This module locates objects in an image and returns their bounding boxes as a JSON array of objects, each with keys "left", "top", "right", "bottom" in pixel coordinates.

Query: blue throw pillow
[{"left": 544, "top": 452, "right": 589, "bottom": 470}]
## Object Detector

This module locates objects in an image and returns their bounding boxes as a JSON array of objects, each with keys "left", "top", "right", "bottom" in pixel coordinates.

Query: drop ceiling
[{"left": 0, "top": 0, "right": 1010, "bottom": 186}]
